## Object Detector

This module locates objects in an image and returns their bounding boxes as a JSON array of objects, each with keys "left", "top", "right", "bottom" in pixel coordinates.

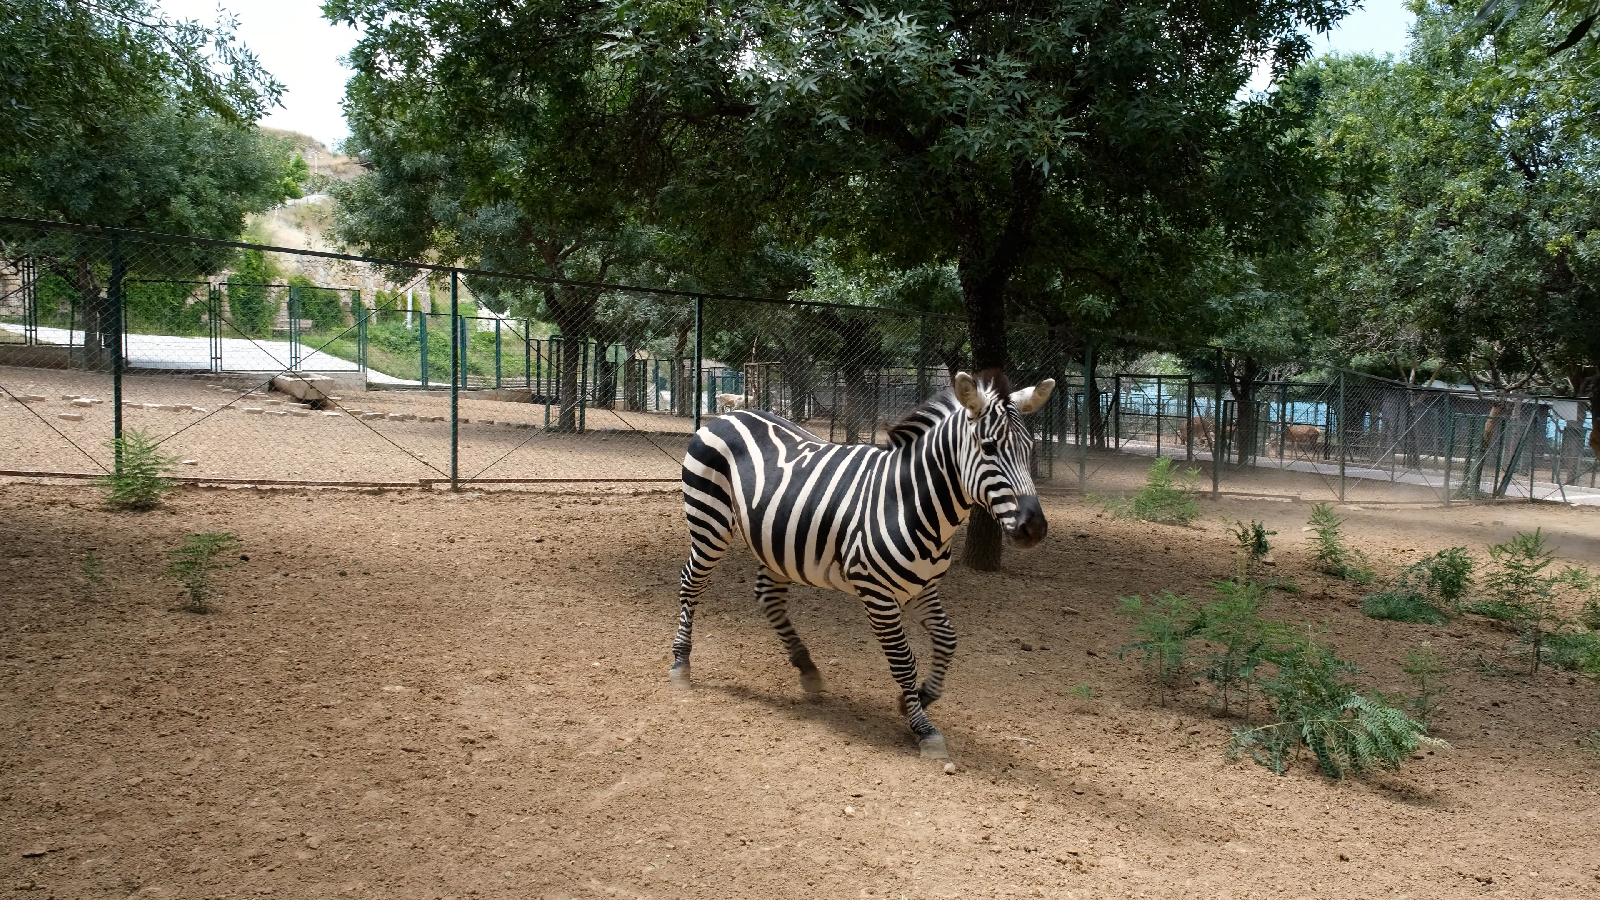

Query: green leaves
[
  {"left": 165, "top": 532, "right": 241, "bottom": 614},
  {"left": 98, "top": 429, "right": 177, "bottom": 511}
]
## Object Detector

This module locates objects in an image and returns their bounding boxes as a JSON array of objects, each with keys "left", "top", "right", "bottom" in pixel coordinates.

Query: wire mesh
[{"left": 2, "top": 216, "right": 1595, "bottom": 502}]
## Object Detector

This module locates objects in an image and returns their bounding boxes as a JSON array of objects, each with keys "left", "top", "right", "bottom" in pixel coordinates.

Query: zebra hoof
[
  {"left": 668, "top": 664, "right": 692, "bottom": 690},
  {"left": 918, "top": 732, "right": 950, "bottom": 760},
  {"left": 799, "top": 670, "right": 825, "bottom": 695}
]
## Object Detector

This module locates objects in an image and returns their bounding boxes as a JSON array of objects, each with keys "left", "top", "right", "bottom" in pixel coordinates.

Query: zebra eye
[{"left": 981, "top": 440, "right": 998, "bottom": 456}]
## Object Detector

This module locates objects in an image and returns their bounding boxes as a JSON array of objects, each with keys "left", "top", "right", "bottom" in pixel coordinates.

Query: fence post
[
  {"left": 693, "top": 295, "right": 704, "bottom": 432},
  {"left": 1337, "top": 370, "right": 1347, "bottom": 502},
  {"left": 420, "top": 306, "right": 429, "bottom": 388},
  {"left": 1212, "top": 348, "right": 1222, "bottom": 498},
  {"left": 449, "top": 270, "right": 459, "bottom": 492},
  {"left": 523, "top": 322, "right": 531, "bottom": 389},
  {"left": 354, "top": 291, "right": 366, "bottom": 372},
  {"left": 21, "top": 256, "right": 37, "bottom": 345},
  {"left": 458, "top": 316, "right": 469, "bottom": 389},
  {"left": 208, "top": 284, "right": 223, "bottom": 372},
  {"left": 356, "top": 301, "right": 368, "bottom": 372},
  {"left": 494, "top": 318, "right": 502, "bottom": 388},
  {"left": 110, "top": 237, "right": 124, "bottom": 471},
  {"left": 1079, "top": 338, "right": 1090, "bottom": 492},
  {"left": 579, "top": 341, "right": 589, "bottom": 432},
  {"left": 1442, "top": 393, "right": 1454, "bottom": 505}
]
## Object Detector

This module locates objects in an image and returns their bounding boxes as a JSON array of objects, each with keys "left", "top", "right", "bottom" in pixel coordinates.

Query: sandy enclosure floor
[
  {"left": 2, "top": 366, "right": 1462, "bottom": 504},
  {"left": 2, "top": 484, "right": 1599, "bottom": 900}
]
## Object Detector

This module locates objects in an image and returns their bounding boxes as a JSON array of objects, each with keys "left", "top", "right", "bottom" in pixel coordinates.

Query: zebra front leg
[
  {"left": 670, "top": 539, "right": 727, "bottom": 690},
  {"left": 860, "top": 590, "right": 948, "bottom": 759},
  {"left": 909, "top": 585, "right": 957, "bottom": 710},
  {"left": 755, "top": 567, "right": 824, "bottom": 694}
]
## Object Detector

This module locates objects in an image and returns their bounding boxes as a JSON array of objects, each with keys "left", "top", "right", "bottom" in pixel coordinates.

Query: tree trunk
[
  {"left": 1590, "top": 371, "right": 1600, "bottom": 460},
  {"left": 959, "top": 259, "right": 1011, "bottom": 571},
  {"left": 1457, "top": 400, "right": 1509, "bottom": 499},
  {"left": 1227, "top": 355, "right": 1261, "bottom": 467},
  {"left": 546, "top": 284, "right": 592, "bottom": 432},
  {"left": 71, "top": 254, "right": 111, "bottom": 371},
  {"left": 671, "top": 316, "right": 692, "bottom": 418}
]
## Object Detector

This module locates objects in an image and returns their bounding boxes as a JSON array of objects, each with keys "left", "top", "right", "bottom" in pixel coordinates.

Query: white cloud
[{"left": 157, "top": 0, "right": 359, "bottom": 148}]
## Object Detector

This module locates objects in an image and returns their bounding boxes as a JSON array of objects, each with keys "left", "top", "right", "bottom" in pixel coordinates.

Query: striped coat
[{"left": 670, "top": 371, "right": 1054, "bottom": 758}]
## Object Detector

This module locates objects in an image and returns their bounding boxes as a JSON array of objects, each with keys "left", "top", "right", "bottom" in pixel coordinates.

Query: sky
[{"left": 159, "top": 0, "right": 1418, "bottom": 150}]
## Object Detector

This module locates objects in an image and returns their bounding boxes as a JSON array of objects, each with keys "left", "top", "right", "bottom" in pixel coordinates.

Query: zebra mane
[
  {"left": 884, "top": 371, "right": 1012, "bottom": 449},
  {"left": 884, "top": 391, "right": 958, "bottom": 448}
]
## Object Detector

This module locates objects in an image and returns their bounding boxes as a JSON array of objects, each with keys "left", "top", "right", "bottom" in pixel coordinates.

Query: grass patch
[
  {"left": 1101, "top": 457, "right": 1203, "bottom": 526},
  {"left": 1361, "top": 589, "right": 1450, "bottom": 625}
]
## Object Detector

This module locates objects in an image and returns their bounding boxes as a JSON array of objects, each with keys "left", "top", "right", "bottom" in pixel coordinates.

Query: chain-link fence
[{"left": 3, "top": 215, "right": 1595, "bottom": 503}]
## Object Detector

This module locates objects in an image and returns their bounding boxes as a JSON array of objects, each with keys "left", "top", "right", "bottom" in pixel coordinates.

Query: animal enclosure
[{"left": 3, "top": 217, "right": 1596, "bottom": 506}]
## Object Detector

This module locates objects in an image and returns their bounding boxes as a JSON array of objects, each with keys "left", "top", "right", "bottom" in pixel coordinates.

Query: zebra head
[{"left": 952, "top": 371, "right": 1056, "bottom": 548}]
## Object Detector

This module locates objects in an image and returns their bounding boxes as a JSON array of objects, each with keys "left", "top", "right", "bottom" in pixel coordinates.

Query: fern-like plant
[
  {"left": 1228, "top": 520, "right": 1276, "bottom": 577},
  {"left": 1103, "top": 457, "right": 1203, "bottom": 525},
  {"left": 1420, "top": 548, "right": 1474, "bottom": 610},
  {"left": 1306, "top": 503, "right": 1373, "bottom": 583},
  {"left": 1193, "top": 580, "right": 1281, "bottom": 716},
  {"left": 1401, "top": 643, "right": 1452, "bottom": 724},
  {"left": 1470, "top": 530, "right": 1568, "bottom": 673},
  {"left": 78, "top": 552, "right": 106, "bottom": 603},
  {"left": 1115, "top": 591, "right": 1196, "bottom": 703},
  {"left": 98, "top": 428, "right": 176, "bottom": 510},
  {"left": 165, "top": 532, "right": 240, "bottom": 613},
  {"left": 1227, "top": 635, "right": 1444, "bottom": 778}
]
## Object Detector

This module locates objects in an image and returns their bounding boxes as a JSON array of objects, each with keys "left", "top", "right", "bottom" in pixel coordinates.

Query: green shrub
[
  {"left": 287, "top": 276, "right": 347, "bottom": 332},
  {"left": 1229, "top": 519, "right": 1276, "bottom": 577},
  {"left": 1420, "top": 548, "right": 1474, "bottom": 609},
  {"left": 1469, "top": 530, "right": 1567, "bottom": 674},
  {"left": 1227, "top": 635, "right": 1443, "bottom": 778},
  {"left": 1307, "top": 503, "right": 1374, "bottom": 583},
  {"left": 1581, "top": 597, "right": 1600, "bottom": 633},
  {"left": 1193, "top": 580, "right": 1282, "bottom": 715},
  {"left": 1104, "top": 457, "right": 1202, "bottom": 525},
  {"left": 1542, "top": 631, "right": 1600, "bottom": 676},
  {"left": 1361, "top": 589, "right": 1451, "bottom": 625},
  {"left": 1359, "top": 548, "right": 1472, "bottom": 625},
  {"left": 78, "top": 552, "right": 106, "bottom": 602},
  {"left": 165, "top": 532, "right": 241, "bottom": 613},
  {"left": 1401, "top": 643, "right": 1452, "bottom": 724},
  {"left": 226, "top": 250, "right": 279, "bottom": 336},
  {"left": 1115, "top": 591, "right": 1196, "bottom": 702},
  {"left": 97, "top": 429, "right": 176, "bottom": 510}
]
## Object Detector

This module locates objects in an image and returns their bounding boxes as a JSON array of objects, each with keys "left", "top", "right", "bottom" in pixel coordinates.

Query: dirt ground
[{"left": 2, "top": 481, "right": 1599, "bottom": 900}]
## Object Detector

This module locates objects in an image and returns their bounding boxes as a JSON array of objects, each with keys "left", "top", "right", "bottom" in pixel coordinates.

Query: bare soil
[{"left": 2, "top": 482, "right": 1598, "bottom": 900}]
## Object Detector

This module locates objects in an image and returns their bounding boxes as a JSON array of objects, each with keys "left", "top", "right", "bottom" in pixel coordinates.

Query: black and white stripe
[{"left": 669, "top": 371, "right": 1055, "bottom": 758}]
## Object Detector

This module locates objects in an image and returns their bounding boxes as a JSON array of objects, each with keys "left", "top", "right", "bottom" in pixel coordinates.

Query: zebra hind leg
[
  {"left": 755, "top": 568, "right": 824, "bottom": 695},
  {"left": 861, "top": 590, "right": 948, "bottom": 759},
  {"left": 670, "top": 540, "right": 727, "bottom": 690}
]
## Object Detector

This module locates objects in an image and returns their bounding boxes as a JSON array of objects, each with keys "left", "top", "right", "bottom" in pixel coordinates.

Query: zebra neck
[{"left": 889, "top": 406, "right": 973, "bottom": 546}]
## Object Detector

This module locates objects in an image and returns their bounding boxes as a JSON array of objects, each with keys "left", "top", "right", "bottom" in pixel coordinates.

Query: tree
[
  {"left": 327, "top": 0, "right": 694, "bottom": 430},
  {"left": 610, "top": 0, "right": 1344, "bottom": 566},
  {"left": 1301, "top": 3, "right": 1600, "bottom": 474},
  {"left": 0, "top": 0, "right": 295, "bottom": 368}
]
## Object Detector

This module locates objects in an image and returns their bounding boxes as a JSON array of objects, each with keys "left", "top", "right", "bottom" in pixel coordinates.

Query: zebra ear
[
  {"left": 952, "top": 371, "right": 985, "bottom": 419},
  {"left": 1011, "top": 378, "right": 1055, "bottom": 414}
]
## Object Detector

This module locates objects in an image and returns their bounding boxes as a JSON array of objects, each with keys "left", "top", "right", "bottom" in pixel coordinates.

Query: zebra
[{"left": 669, "top": 370, "right": 1055, "bottom": 759}]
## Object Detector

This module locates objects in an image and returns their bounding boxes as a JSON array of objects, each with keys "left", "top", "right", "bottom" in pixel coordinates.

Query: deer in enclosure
[
  {"left": 671, "top": 371, "right": 1054, "bottom": 759},
  {"left": 1173, "top": 416, "right": 1230, "bottom": 452},
  {"left": 715, "top": 392, "right": 747, "bottom": 414},
  {"left": 1283, "top": 424, "right": 1323, "bottom": 454}
]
